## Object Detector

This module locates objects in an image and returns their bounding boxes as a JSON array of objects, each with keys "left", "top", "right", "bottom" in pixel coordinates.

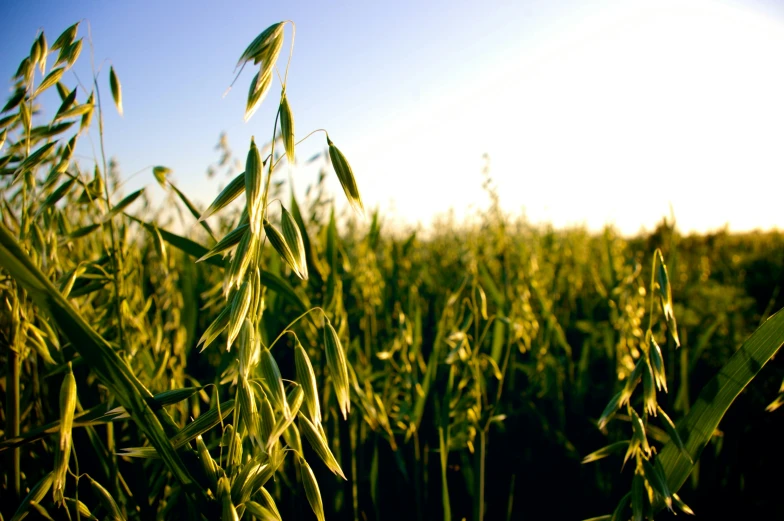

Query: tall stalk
[{"left": 7, "top": 344, "right": 20, "bottom": 499}]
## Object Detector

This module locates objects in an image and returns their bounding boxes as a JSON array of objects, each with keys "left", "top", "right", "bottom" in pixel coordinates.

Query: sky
[{"left": 2, "top": 0, "right": 784, "bottom": 235}]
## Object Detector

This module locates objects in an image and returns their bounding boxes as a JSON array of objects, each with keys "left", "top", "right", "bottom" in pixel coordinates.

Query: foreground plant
[
  {"left": 583, "top": 250, "right": 784, "bottom": 520},
  {"left": 0, "top": 19, "right": 363, "bottom": 520}
]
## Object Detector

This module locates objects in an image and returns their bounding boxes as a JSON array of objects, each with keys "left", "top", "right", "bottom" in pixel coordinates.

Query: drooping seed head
[
  {"left": 259, "top": 346, "right": 288, "bottom": 418},
  {"left": 298, "top": 456, "right": 326, "bottom": 521},
  {"left": 294, "top": 338, "right": 321, "bottom": 424},
  {"left": 281, "top": 205, "right": 308, "bottom": 279},
  {"left": 226, "top": 281, "right": 253, "bottom": 351},
  {"left": 280, "top": 92, "right": 295, "bottom": 163},
  {"left": 109, "top": 66, "right": 123, "bottom": 116},
  {"left": 237, "top": 22, "right": 285, "bottom": 69},
  {"left": 324, "top": 319, "right": 351, "bottom": 420},
  {"left": 53, "top": 364, "right": 76, "bottom": 504},
  {"left": 245, "top": 69, "right": 274, "bottom": 122},
  {"left": 298, "top": 413, "right": 345, "bottom": 479},
  {"left": 327, "top": 135, "right": 364, "bottom": 216},
  {"left": 264, "top": 216, "right": 307, "bottom": 280},
  {"left": 244, "top": 137, "right": 264, "bottom": 232}
]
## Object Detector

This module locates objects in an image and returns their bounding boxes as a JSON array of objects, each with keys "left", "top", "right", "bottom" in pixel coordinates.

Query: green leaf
[
  {"left": 0, "top": 222, "right": 204, "bottom": 501},
  {"left": 655, "top": 308, "right": 784, "bottom": 511}
]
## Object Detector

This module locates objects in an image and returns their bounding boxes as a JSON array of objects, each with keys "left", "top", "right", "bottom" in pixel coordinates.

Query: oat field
[{"left": 1, "top": 21, "right": 783, "bottom": 521}]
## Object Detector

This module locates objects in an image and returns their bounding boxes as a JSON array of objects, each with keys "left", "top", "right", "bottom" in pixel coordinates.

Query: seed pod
[
  {"left": 64, "top": 39, "right": 83, "bottom": 69},
  {"left": 196, "top": 434, "right": 218, "bottom": 490},
  {"left": 243, "top": 501, "right": 279, "bottom": 521},
  {"left": 642, "top": 360, "right": 657, "bottom": 417},
  {"left": 279, "top": 92, "right": 295, "bottom": 163},
  {"left": 35, "top": 67, "right": 64, "bottom": 97},
  {"left": 227, "top": 280, "right": 252, "bottom": 351},
  {"left": 581, "top": 440, "right": 630, "bottom": 464},
  {"left": 237, "top": 22, "right": 285, "bottom": 69},
  {"left": 298, "top": 456, "right": 326, "bottom": 521},
  {"left": 642, "top": 458, "right": 672, "bottom": 511},
  {"left": 257, "top": 487, "right": 282, "bottom": 521},
  {"left": 52, "top": 22, "right": 78, "bottom": 52},
  {"left": 649, "top": 336, "right": 667, "bottom": 392},
  {"left": 249, "top": 267, "right": 266, "bottom": 322},
  {"left": 54, "top": 86, "right": 77, "bottom": 120},
  {"left": 55, "top": 100, "right": 93, "bottom": 121},
  {"left": 259, "top": 346, "right": 287, "bottom": 417},
  {"left": 294, "top": 338, "right": 321, "bottom": 424},
  {"left": 201, "top": 171, "right": 245, "bottom": 221},
  {"left": 656, "top": 405, "right": 689, "bottom": 461},
  {"left": 283, "top": 420, "right": 303, "bottom": 454},
  {"left": 88, "top": 476, "right": 125, "bottom": 521},
  {"left": 219, "top": 476, "right": 240, "bottom": 521},
  {"left": 298, "top": 413, "right": 345, "bottom": 479},
  {"left": 281, "top": 205, "right": 308, "bottom": 279},
  {"left": 264, "top": 218, "right": 307, "bottom": 280},
  {"left": 197, "top": 305, "right": 230, "bottom": 352},
  {"left": 30, "top": 36, "right": 42, "bottom": 71},
  {"left": 80, "top": 91, "right": 94, "bottom": 133},
  {"left": 266, "top": 387, "right": 303, "bottom": 453},
  {"left": 197, "top": 223, "right": 249, "bottom": 263},
  {"left": 42, "top": 176, "right": 76, "bottom": 209},
  {"left": 227, "top": 429, "right": 243, "bottom": 475},
  {"left": 169, "top": 399, "right": 235, "bottom": 449},
  {"left": 629, "top": 408, "right": 651, "bottom": 458},
  {"left": 246, "top": 69, "right": 274, "bottom": 123},
  {"left": 327, "top": 135, "right": 364, "bottom": 216},
  {"left": 109, "top": 66, "right": 123, "bottom": 116},
  {"left": 37, "top": 32, "right": 48, "bottom": 73},
  {"left": 151, "top": 224, "right": 167, "bottom": 265},
  {"left": 15, "top": 57, "right": 32, "bottom": 83},
  {"left": 20, "top": 100, "right": 31, "bottom": 133},
  {"left": 238, "top": 319, "right": 257, "bottom": 378},
  {"left": 238, "top": 374, "right": 260, "bottom": 444},
  {"left": 227, "top": 229, "right": 257, "bottom": 292},
  {"left": 244, "top": 137, "right": 263, "bottom": 232},
  {"left": 55, "top": 81, "right": 70, "bottom": 100},
  {"left": 621, "top": 357, "right": 645, "bottom": 407},
  {"left": 65, "top": 498, "right": 98, "bottom": 520},
  {"left": 259, "top": 389, "right": 276, "bottom": 443},
  {"left": 672, "top": 493, "right": 695, "bottom": 516},
  {"left": 53, "top": 363, "right": 76, "bottom": 504},
  {"left": 324, "top": 320, "right": 351, "bottom": 419},
  {"left": 9, "top": 471, "right": 53, "bottom": 521},
  {"left": 3, "top": 88, "right": 26, "bottom": 113}
]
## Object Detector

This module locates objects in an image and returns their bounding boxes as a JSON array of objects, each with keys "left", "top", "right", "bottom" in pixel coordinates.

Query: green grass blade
[
  {"left": 0, "top": 222, "right": 203, "bottom": 498},
  {"left": 125, "top": 214, "right": 223, "bottom": 267},
  {"left": 168, "top": 181, "right": 217, "bottom": 241},
  {"left": 656, "top": 308, "right": 784, "bottom": 509}
]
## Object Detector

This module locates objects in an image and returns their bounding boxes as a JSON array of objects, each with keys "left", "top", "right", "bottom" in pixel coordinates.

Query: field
[{"left": 2, "top": 21, "right": 784, "bottom": 521}]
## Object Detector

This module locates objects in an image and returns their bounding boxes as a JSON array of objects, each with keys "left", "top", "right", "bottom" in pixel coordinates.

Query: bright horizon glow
[
  {"left": 348, "top": 0, "right": 784, "bottom": 235},
  {"left": 2, "top": 0, "right": 783, "bottom": 236}
]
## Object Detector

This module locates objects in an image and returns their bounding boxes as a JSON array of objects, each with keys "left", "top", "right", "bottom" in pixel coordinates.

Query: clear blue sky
[{"left": 3, "top": 0, "right": 784, "bottom": 234}]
